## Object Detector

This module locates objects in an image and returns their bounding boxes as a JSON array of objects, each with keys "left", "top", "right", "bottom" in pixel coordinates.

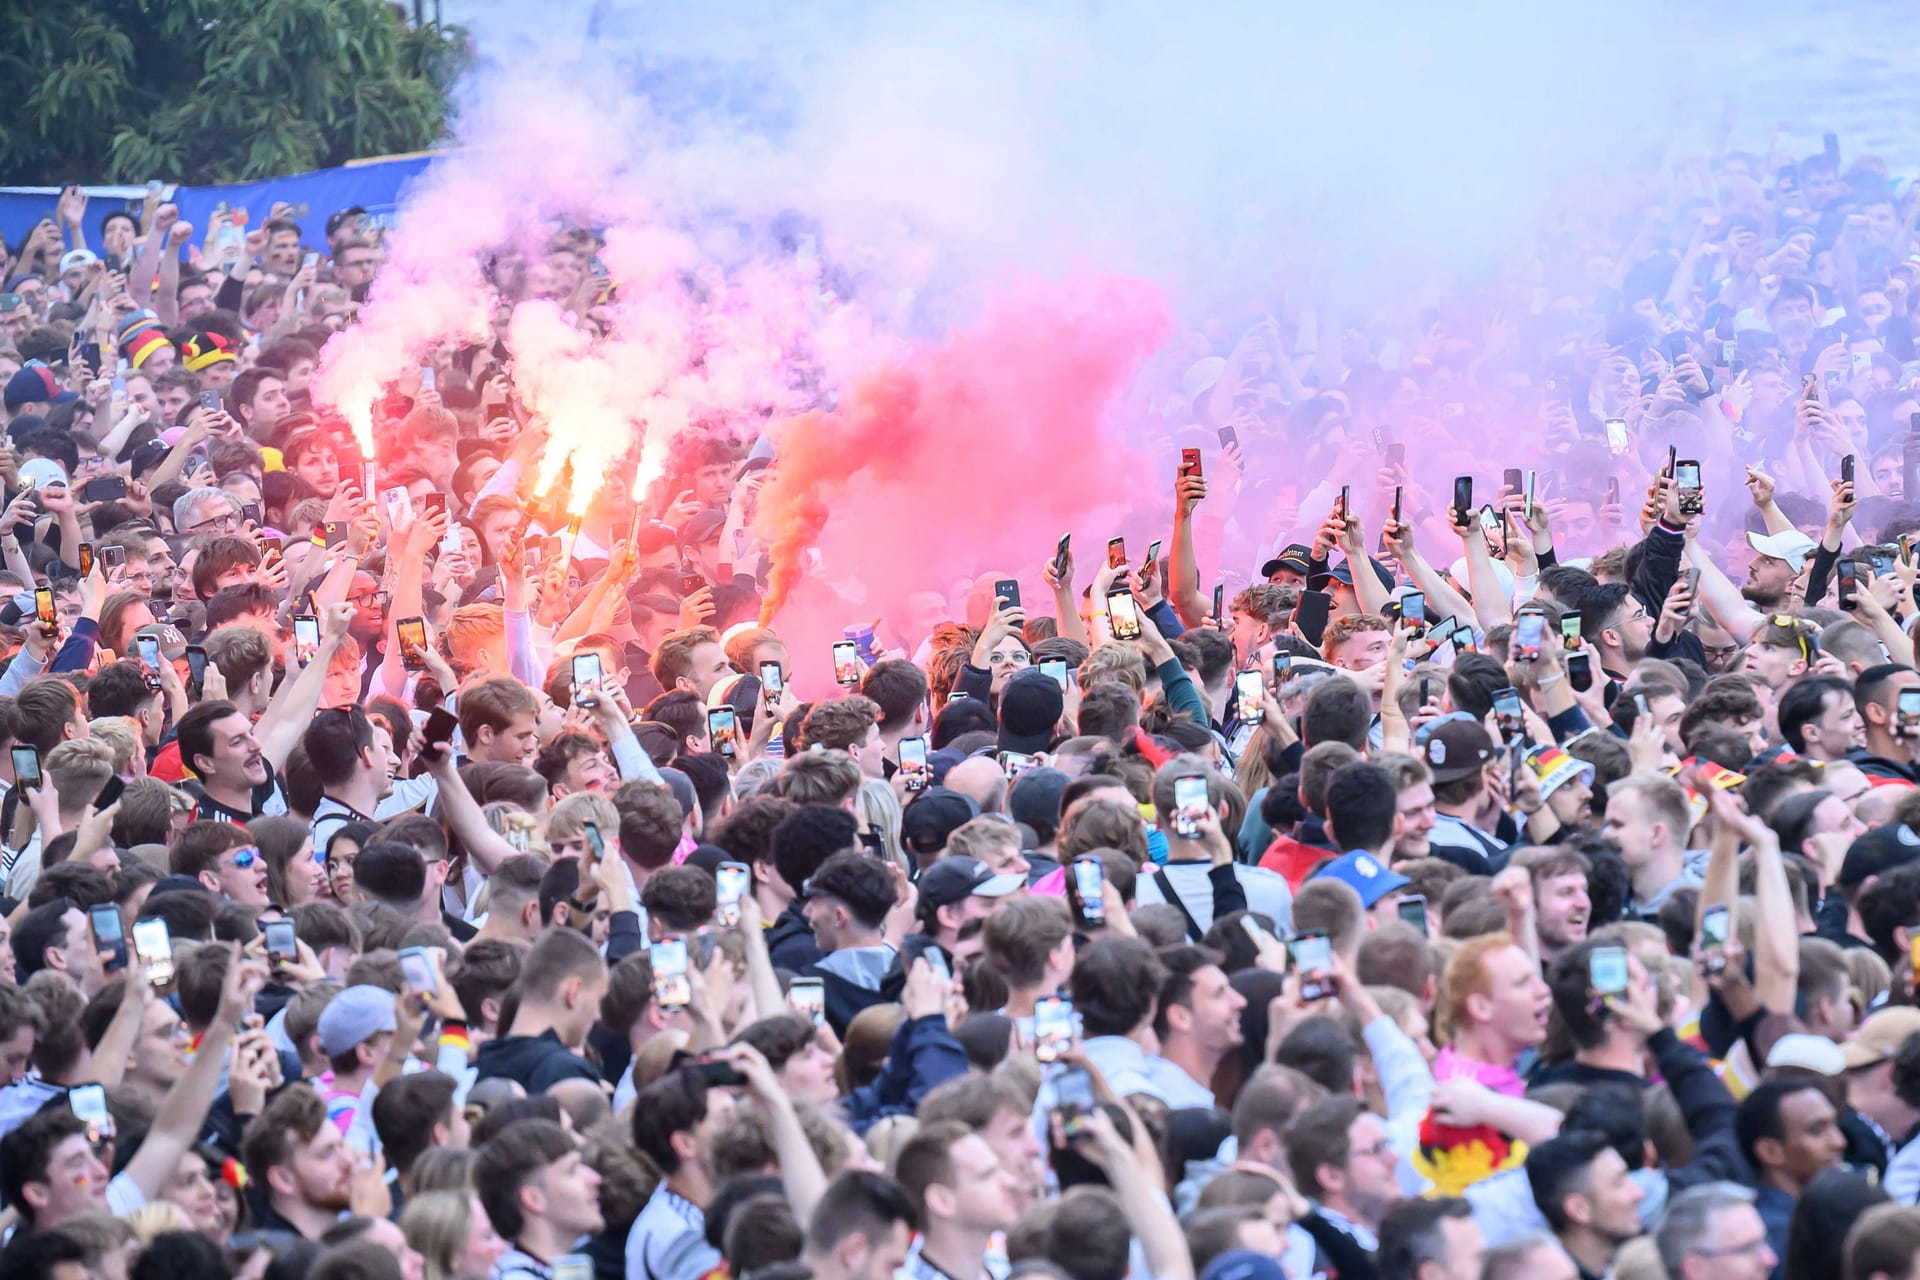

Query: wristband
[
  {"left": 439, "top": 1021, "right": 471, "bottom": 1053},
  {"left": 1534, "top": 672, "right": 1565, "bottom": 688}
]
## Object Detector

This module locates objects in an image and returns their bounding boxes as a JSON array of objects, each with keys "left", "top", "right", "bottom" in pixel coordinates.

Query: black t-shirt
[{"left": 188, "top": 764, "right": 284, "bottom": 827}]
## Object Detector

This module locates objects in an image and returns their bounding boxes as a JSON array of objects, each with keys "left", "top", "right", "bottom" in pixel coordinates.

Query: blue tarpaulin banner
[{"left": 0, "top": 152, "right": 436, "bottom": 264}]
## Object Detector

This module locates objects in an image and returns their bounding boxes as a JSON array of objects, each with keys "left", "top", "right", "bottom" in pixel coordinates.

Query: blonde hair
[
  {"left": 547, "top": 792, "right": 619, "bottom": 847},
  {"left": 947, "top": 817, "right": 1022, "bottom": 862},
  {"left": 46, "top": 737, "right": 115, "bottom": 809},
  {"left": 87, "top": 717, "right": 139, "bottom": 774},
  {"left": 1079, "top": 642, "right": 1147, "bottom": 694},
  {"left": 401, "top": 1190, "right": 484, "bottom": 1280},
  {"left": 858, "top": 778, "right": 905, "bottom": 870}
]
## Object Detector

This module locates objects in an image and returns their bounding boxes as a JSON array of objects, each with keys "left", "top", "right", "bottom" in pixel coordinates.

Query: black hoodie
[
  {"left": 473, "top": 1029, "right": 601, "bottom": 1092},
  {"left": 766, "top": 901, "right": 824, "bottom": 972}
]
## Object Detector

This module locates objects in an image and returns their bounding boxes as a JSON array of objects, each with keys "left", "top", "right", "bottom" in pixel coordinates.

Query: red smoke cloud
[{"left": 754, "top": 274, "right": 1168, "bottom": 663}]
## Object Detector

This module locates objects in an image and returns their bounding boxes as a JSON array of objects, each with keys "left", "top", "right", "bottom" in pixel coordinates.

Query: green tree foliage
[{"left": 0, "top": 0, "right": 468, "bottom": 184}]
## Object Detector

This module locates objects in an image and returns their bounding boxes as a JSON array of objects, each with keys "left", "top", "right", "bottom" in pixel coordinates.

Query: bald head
[{"left": 945, "top": 757, "right": 1008, "bottom": 814}]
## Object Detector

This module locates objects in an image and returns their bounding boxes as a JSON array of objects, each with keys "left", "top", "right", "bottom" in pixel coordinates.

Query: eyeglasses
[
  {"left": 348, "top": 590, "right": 390, "bottom": 611},
  {"left": 189, "top": 512, "right": 240, "bottom": 534},
  {"left": 1694, "top": 1238, "right": 1770, "bottom": 1260},
  {"left": 1352, "top": 1138, "right": 1395, "bottom": 1160}
]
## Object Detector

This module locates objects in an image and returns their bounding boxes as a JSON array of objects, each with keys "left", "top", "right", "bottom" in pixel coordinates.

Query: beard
[{"left": 1741, "top": 579, "right": 1785, "bottom": 608}]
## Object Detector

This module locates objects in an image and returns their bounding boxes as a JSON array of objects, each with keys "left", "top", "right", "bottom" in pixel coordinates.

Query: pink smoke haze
[{"left": 753, "top": 274, "right": 1169, "bottom": 683}]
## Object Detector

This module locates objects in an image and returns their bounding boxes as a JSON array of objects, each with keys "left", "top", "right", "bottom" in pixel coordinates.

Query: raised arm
[
  {"left": 1167, "top": 471, "right": 1212, "bottom": 628},
  {"left": 255, "top": 602, "right": 354, "bottom": 771},
  {"left": 124, "top": 949, "right": 267, "bottom": 1200}
]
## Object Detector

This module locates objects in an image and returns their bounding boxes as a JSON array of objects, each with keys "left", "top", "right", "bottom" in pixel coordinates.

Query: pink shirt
[{"left": 1433, "top": 1044, "right": 1524, "bottom": 1098}]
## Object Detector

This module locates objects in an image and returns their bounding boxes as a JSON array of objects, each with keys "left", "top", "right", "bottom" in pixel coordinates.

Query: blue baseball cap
[
  {"left": 1311, "top": 850, "right": 1411, "bottom": 908},
  {"left": 1201, "top": 1253, "right": 1289, "bottom": 1280}
]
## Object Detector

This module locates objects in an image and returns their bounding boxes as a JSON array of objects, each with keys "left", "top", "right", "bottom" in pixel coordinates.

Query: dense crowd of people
[{"left": 8, "top": 128, "right": 1920, "bottom": 1280}]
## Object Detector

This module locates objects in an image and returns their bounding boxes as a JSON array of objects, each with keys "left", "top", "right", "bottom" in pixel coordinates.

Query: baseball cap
[
  {"left": 918, "top": 856, "right": 1024, "bottom": 911},
  {"left": 58, "top": 249, "right": 98, "bottom": 275},
  {"left": 901, "top": 788, "right": 980, "bottom": 857},
  {"left": 1422, "top": 720, "right": 1495, "bottom": 784},
  {"left": 997, "top": 669, "right": 1065, "bottom": 755},
  {"left": 17, "top": 458, "right": 68, "bottom": 491},
  {"left": 1841, "top": 1007, "right": 1920, "bottom": 1070},
  {"left": 1311, "top": 850, "right": 1411, "bottom": 908},
  {"left": 1260, "top": 543, "right": 1313, "bottom": 580},
  {"left": 4, "top": 361, "right": 77, "bottom": 413},
  {"left": 1766, "top": 1032, "right": 1846, "bottom": 1076},
  {"left": 1320, "top": 555, "right": 1394, "bottom": 592},
  {"left": 1746, "top": 530, "right": 1818, "bottom": 573},
  {"left": 133, "top": 622, "right": 188, "bottom": 661},
  {"left": 317, "top": 985, "right": 398, "bottom": 1058},
  {"left": 1838, "top": 824, "right": 1920, "bottom": 889}
]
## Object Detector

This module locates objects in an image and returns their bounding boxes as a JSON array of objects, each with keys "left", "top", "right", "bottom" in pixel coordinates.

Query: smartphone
[
  {"left": 831, "top": 640, "right": 860, "bottom": 685},
  {"left": 1700, "top": 905, "right": 1730, "bottom": 976},
  {"left": 1106, "top": 537, "right": 1126, "bottom": 570},
  {"left": 1840, "top": 560, "right": 1859, "bottom": 611},
  {"left": 420, "top": 366, "right": 436, "bottom": 392},
  {"left": 1218, "top": 425, "right": 1240, "bottom": 450},
  {"left": 1562, "top": 615, "right": 1582, "bottom": 648},
  {"left": 715, "top": 862, "right": 749, "bottom": 927},
  {"left": 89, "top": 903, "right": 125, "bottom": 971},
  {"left": 1140, "top": 540, "right": 1163, "bottom": 578},
  {"left": 132, "top": 917, "right": 173, "bottom": 986},
  {"left": 787, "top": 976, "right": 826, "bottom": 1026},
  {"left": 1493, "top": 686, "right": 1525, "bottom": 740},
  {"left": 1899, "top": 689, "right": 1920, "bottom": 736},
  {"left": 1071, "top": 856, "right": 1105, "bottom": 924},
  {"left": 1401, "top": 590, "right": 1426, "bottom": 626},
  {"left": 133, "top": 633, "right": 160, "bottom": 677},
  {"left": 399, "top": 946, "right": 437, "bottom": 993},
  {"left": 99, "top": 544, "right": 127, "bottom": 572},
  {"left": 197, "top": 389, "right": 223, "bottom": 413},
  {"left": 1386, "top": 442, "right": 1407, "bottom": 469},
  {"left": 292, "top": 614, "right": 321, "bottom": 667},
  {"left": 69, "top": 1082, "right": 112, "bottom": 1145},
  {"left": 899, "top": 736, "right": 930, "bottom": 792},
  {"left": 96, "top": 775, "right": 124, "bottom": 811},
  {"left": 1289, "top": 931, "right": 1333, "bottom": 1002},
  {"left": 1272, "top": 652, "right": 1293, "bottom": 683},
  {"left": 1338, "top": 484, "right": 1351, "bottom": 519},
  {"left": 759, "top": 660, "right": 784, "bottom": 708},
  {"left": 1179, "top": 447, "right": 1203, "bottom": 479},
  {"left": 999, "top": 750, "right": 1038, "bottom": 778},
  {"left": 1567, "top": 651, "right": 1594, "bottom": 693},
  {"left": 650, "top": 938, "right": 691, "bottom": 1009},
  {"left": 77, "top": 543, "right": 93, "bottom": 578},
  {"left": 994, "top": 578, "right": 1022, "bottom": 611},
  {"left": 397, "top": 617, "right": 428, "bottom": 672},
  {"left": 1589, "top": 945, "right": 1629, "bottom": 997},
  {"left": 582, "top": 823, "right": 605, "bottom": 861},
  {"left": 264, "top": 918, "right": 298, "bottom": 964},
  {"left": 1451, "top": 475, "right": 1473, "bottom": 521},
  {"left": 1606, "top": 419, "right": 1630, "bottom": 453},
  {"left": 1513, "top": 610, "right": 1545, "bottom": 662},
  {"left": 1054, "top": 1066, "right": 1096, "bottom": 1124},
  {"left": 303, "top": 251, "right": 320, "bottom": 271},
  {"left": 1232, "top": 670, "right": 1265, "bottom": 725},
  {"left": 1397, "top": 896, "right": 1430, "bottom": 936},
  {"left": 1034, "top": 995, "right": 1075, "bottom": 1064},
  {"left": 1675, "top": 460, "right": 1704, "bottom": 516},
  {"left": 1211, "top": 582, "right": 1225, "bottom": 623},
  {"left": 1391, "top": 484, "right": 1403, "bottom": 524},
  {"left": 1293, "top": 590, "right": 1332, "bottom": 648},
  {"left": 11, "top": 745, "right": 40, "bottom": 788},
  {"left": 1172, "top": 774, "right": 1210, "bottom": 840},
  {"left": 1503, "top": 467, "right": 1523, "bottom": 495},
  {"left": 707, "top": 706, "right": 738, "bottom": 758},
  {"left": 424, "top": 706, "right": 460, "bottom": 749},
  {"left": 1605, "top": 476, "right": 1622, "bottom": 507},
  {"left": 1039, "top": 658, "right": 1070, "bottom": 690},
  {"left": 1843, "top": 453, "right": 1856, "bottom": 485},
  {"left": 381, "top": 486, "right": 413, "bottom": 527},
  {"left": 1107, "top": 589, "right": 1142, "bottom": 640},
  {"left": 35, "top": 587, "right": 55, "bottom": 628},
  {"left": 1051, "top": 533, "right": 1072, "bottom": 580}
]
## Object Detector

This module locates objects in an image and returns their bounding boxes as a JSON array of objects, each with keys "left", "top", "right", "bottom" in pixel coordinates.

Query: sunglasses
[{"left": 229, "top": 847, "right": 259, "bottom": 869}]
